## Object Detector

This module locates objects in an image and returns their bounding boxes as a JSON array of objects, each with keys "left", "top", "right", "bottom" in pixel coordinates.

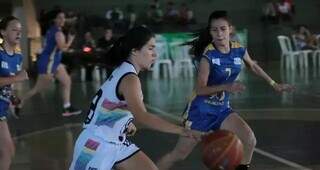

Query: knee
[
  {"left": 0, "top": 140, "right": 15, "bottom": 159},
  {"left": 62, "top": 76, "right": 71, "bottom": 88},
  {"left": 244, "top": 132, "right": 257, "bottom": 149}
]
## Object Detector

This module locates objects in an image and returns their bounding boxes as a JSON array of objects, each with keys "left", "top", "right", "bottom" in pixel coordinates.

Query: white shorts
[{"left": 69, "top": 129, "right": 140, "bottom": 170}]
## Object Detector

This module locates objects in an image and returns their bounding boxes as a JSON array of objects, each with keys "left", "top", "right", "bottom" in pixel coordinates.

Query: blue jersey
[
  {"left": 37, "top": 26, "right": 62, "bottom": 74},
  {"left": 197, "top": 41, "right": 246, "bottom": 107},
  {"left": 184, "top": 42, "right": 246, "bottom": 131},
  {"left": 0, "top": 45, "right": 23, "bottom": 118}
]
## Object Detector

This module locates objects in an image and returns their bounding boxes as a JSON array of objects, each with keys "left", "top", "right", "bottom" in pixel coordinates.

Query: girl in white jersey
[{"left": 69, "top": 26, "right": 201, "bottom": 170}]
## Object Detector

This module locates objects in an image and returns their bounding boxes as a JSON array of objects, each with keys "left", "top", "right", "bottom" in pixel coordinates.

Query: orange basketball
[{"left": 201, "top": 130, "right": 243, "bottom": 170}]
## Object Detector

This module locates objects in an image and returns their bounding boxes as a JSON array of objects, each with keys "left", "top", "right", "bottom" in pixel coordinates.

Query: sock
[
  {"left": 235, "top": 164, "right": 250, "bottom": 170},
  {"left": 63, "top": 102, "right": 71, "bottom": 108}
]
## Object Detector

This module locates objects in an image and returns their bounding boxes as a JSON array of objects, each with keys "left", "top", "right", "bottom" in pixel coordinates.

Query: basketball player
[
  {"left": 69, "top": 26, "right": 201, "bottom": 170},
  {"left": 157, "top": 10, "right": 294, "bottom": 170},
  {"left": 0, "top": 16, "right": 28, "bottom": 170},
  {"left": 16, "top": 9, "right": 81, "bottom": 117}
]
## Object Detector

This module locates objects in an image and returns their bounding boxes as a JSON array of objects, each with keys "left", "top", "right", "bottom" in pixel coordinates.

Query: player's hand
[
  {"left": 224, "top": 82, "right": 246, "bottom": 93},
  {"left": 125, "top": 122, "right": 137, "bottom": 136},
  {"left": 180, "top": 128, "right": 203, "bottom": 141},
  {"left": 15, "top": 70, "right": 29, "bottom": 81},
  {"left": 67, "top": 34, "right": 75, "bottom": 42},
  {"left": 273, "top": 83, "right": 295, "bottom": 92}
]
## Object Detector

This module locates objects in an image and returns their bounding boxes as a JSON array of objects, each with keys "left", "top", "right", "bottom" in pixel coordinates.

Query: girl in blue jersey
[
  {"left": 17, "top": 10, "right": 81, "bottom": 117},
  {"left": 157, "top": 11, "right": 294, "bottom": 170},
  {"left": 69, "top": 26, "right": 201, "bottom": 170},
  {"left": 0, "top": 16, "right": 28, "bottom": 170}
]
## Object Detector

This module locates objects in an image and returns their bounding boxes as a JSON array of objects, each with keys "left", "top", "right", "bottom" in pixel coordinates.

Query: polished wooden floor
[{"left": 9, "top": 61, "right": 320, "bottom": 170}]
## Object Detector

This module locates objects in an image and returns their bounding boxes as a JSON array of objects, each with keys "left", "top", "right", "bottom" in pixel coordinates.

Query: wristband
[{"left": 269, "top": 80, "right": 276, "bottom": 87}]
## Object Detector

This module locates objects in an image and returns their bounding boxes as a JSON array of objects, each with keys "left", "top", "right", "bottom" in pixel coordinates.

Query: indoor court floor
[{"left": 9, "top": 61, "right": 320, "bottom": 170}]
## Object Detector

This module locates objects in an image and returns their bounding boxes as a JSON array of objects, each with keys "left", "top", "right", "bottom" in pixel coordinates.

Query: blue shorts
[
  {"left": 0, "top": 100, "right": 9, "bottom": 120},
  {"left": 37, "top": 54, "right": 61, "bottom": 74},
  {"left": 184, "top": 104, "right": 233, "bottom": 132}
]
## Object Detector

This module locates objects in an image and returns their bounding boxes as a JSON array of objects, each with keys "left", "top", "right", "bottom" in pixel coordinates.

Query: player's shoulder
[{"left": 203, "top": 43, "right": 216, "bottom": 54}]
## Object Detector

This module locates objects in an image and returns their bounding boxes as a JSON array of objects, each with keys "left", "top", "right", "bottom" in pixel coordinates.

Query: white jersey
[{"left": 84, "top": 61, "right": 139, "bottom": 144}]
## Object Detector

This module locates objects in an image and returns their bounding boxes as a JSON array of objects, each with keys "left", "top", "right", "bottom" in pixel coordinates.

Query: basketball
[{"left": 201, "top": 130, "right": 243, "bottom": 170}]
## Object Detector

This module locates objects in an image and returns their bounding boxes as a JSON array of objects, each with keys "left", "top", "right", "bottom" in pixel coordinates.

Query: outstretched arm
[
  {"left": 243, "top": 50, "right": 294, "bottom": 92},
  {"left": 119, "top": 74, "right": 201, "bottom": 139}
]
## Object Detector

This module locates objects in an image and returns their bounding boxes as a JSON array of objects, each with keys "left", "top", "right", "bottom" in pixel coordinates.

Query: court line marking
[
  {"left": 146, "top": 104, "right": 313, "bottom": 170},
  {"left": 12, "top": 105, "right": 313, "bottom": 170},
  {"left": 254, "top": 148, "right": 312, "bottom": 170}
]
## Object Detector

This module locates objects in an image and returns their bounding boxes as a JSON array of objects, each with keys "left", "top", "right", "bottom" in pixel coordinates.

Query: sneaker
[{"left": 62, "top": 106, "right": 82, "bottom": 117}]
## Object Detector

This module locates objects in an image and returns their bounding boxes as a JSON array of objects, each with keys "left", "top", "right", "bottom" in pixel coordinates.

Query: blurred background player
[{"left": 16, "top": 9, "right": 81, "bottom": 117}]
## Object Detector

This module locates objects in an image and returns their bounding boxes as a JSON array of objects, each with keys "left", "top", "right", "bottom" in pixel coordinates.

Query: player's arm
[
  {"left": 119, "top": 74, "right": 200, "bottom": 139},
  {"left": 195, "top": 57, "right": 244, "bottom": 96},
  {"left": 243, "top": 50, "right": 294, "bottom": 92},
  {"left": 0, "top": 70, "right": 28, "bottom": 87},
  {"left": 55, "top": 31, "right": 74, "bottom": 51}
]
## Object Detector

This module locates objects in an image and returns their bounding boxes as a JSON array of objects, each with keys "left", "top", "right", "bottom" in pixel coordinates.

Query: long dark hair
[
  {"left": 41, "top": 9, "right": 64, "bottom": 35},
  {"left": 105, "top": 25, "right": 155, "bottom": 67},
  {"left": 187, "top": 10, "right": 231, "bottom": 61},
  {"left": 0, "top": 16, "right": 19, "bottom": 38}
]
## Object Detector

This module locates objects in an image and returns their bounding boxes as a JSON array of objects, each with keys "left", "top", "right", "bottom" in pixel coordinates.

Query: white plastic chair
[
  {"left": 316, "top": 34, "right": 320, "bottom": 49},
  {"left": 152, "top": 41, "right": 173, "bottom": 79},
  {"left": 168, "top": 41, "right": 194, "bottom": 78},
  {"left": 291, "top": 34, "right": 313, "bottom": 70},
  {"left": 277, "top": 35, "right": 302, "bottom": 71}
]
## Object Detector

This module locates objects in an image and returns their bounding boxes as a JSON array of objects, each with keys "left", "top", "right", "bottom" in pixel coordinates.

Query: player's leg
[
  {"left": 156, "top": 136, "right": 198, "bottom": 170},
  {"left": 55, "top": 64, "right": 81, "bottom": 116},
  {"left": 20, "top": 74, "right": 53, "bottom": 107},
  {"left": 55, "top": 64, "right": 71, "bottom": 107},
  {"left": 0, "top": 121, "right": 15, "bottom": 170},
  {"left": 220, "top": 113, "right": 256, "bottom": 169}
]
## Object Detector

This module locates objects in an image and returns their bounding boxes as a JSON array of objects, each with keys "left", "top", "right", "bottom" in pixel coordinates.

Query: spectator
[
  {"left": 105, "top": 6, "right": 124, "bottom": 22},
  {"left": 277, "top": 0, "right": 292, "bottom": 22},
  {"left": 178, "top": 3, "right": 195, "bottom": 25},
  {"left": 125, "top": 4, "right": 137, "bottom": 29},
  {"left": 150, "top": 0, "right": 160, "bottom": 9},
  {"left": 105, "top": 6, "right": 125, "bottom": 33},
  {"left": 97, "top": 27, "right": 115, "bottom": 50},
  {"left": 146, "top": 4, "right": 163, "bottom": 25},
  {"left": 82, "top": 31, "right": 96, "bottom": 50},
  {"left": 292, "top": 25, "right": 319, "bottom": 50},
  {"left": 164, "top": 1, "right": 179, "bottom": 23},
  {"left": 261, "top": 0, "right": 279, "bottom": 24}
]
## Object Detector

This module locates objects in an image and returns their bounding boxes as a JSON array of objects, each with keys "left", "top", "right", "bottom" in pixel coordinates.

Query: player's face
[
  {"left": 1, "top": 20, "right": 22, "bottom": 46},
  {"left": 54, "top": 12, "right": 66, "bottom": 27},
  {"left": 209, "top": 18, "right": 230, "bottom": 47},
  {"left": 135, "top": 37, "right": 157, "bottom": 70}
]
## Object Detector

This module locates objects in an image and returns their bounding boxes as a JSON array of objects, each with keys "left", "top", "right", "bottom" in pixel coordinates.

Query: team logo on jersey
[
  {"left": 211, "top": 58, "right": 220, "bottom": 65},
  {"left": 1, "top": 61, "right": 8, "bottom": 69},
  {"left": 234, "top": 57, "right": 242, "bottom": 65}
]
